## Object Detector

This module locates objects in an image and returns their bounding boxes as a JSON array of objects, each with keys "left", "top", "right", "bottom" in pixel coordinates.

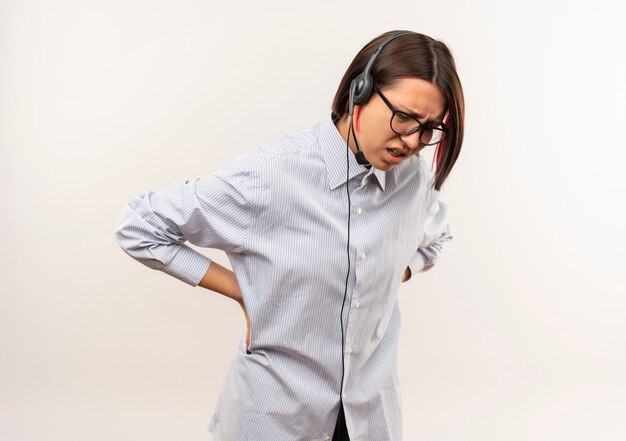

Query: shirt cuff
[
  {"left": 165, "top": 245, "right": 212, "bottom": 287},
  {"left": 407, "top": 251, "right": 427, "bottom": 279}
]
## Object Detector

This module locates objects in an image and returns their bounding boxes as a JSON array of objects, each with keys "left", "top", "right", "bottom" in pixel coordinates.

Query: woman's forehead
[{"left": 383, "top": 78, "right": 447, "bottom": 122}]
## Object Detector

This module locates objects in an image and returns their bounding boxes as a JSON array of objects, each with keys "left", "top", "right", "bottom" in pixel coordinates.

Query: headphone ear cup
[{"left": 353, "top": 73, "right": 373, "bottom": 106}]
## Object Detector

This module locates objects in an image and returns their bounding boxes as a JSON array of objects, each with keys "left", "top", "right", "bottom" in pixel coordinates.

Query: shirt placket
[{"left": 341, "top": 173, "right": 371, "bottom": 402}]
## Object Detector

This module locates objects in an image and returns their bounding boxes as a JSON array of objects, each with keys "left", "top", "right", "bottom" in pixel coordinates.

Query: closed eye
[{"left": 395, "top": 113, "right": 413, "bottom": 122}]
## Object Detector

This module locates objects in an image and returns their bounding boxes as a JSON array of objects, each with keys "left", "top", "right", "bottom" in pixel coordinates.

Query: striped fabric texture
[{"left": 114, "top": 114, "right": 453, "bottom": 441}]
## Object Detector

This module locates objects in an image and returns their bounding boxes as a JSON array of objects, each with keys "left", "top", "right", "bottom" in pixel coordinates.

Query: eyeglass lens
[{"left": 391, "top": 113, "right": 446, "bottom": 146}]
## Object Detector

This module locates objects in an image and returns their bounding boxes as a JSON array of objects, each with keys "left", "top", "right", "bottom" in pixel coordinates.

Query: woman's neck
[{"left": 334, "top": 115, "right": 358, "bottom": 155}]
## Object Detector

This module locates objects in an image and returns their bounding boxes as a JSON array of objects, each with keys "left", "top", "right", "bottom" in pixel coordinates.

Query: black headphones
[
  {"left": 348, "top": 30, "right": 415, "bottom": 165},
  {"left": 350, "top": 30, "right": 414, "bottom": 109}
]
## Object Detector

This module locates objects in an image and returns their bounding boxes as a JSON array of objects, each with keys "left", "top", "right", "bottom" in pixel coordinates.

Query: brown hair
[{"left": 331, "top": 30, "right": 465, "bottom": 192}]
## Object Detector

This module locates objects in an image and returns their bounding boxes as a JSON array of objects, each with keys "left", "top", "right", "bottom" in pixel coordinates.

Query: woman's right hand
[
  {"left": 197, "top": 261, "right": 249, "bottom": 347},
  {"left": 196, "top": 262, "right": 250, "bottom": 349}
]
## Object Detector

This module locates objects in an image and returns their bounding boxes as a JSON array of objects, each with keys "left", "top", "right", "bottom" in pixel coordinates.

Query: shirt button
[
  {"left": 342, "top": 392, "right": 347, "bottom": 400},
  {"left": 358, "top": 252, "right": 366, "bottom": 261},
  {"left": 347, "top": 345, "right": 353, "bottom": 354},
  {"left": 356, "top": 207, "right": 362, "bottom": 215},
  {"left": 354, "top": 300, "right": 361, "bottom": 309},
  {"left": 325, "top": 437, "right": 331, "bottom": 441}
]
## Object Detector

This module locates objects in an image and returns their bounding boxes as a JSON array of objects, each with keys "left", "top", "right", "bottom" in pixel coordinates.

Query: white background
[{"left": 1, "top": 0, "right": 625, "bottom": 440}]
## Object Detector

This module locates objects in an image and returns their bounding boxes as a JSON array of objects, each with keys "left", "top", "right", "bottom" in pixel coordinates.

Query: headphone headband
[{"left": 349, "top": 30, "right": 415, "bottom": 113}]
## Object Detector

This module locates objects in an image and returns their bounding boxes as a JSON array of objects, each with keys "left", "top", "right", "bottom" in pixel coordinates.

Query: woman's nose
[{"left": 399, "top": 131, "right": 423, "bottom": 150}]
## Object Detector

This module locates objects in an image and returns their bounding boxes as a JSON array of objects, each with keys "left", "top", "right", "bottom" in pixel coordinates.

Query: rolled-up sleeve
[
  {"left": 114, "top": 163, "right": 256, "bottom": 287},
  {"left": 405, "top": 195, "right": 453, "bottom": 280}
]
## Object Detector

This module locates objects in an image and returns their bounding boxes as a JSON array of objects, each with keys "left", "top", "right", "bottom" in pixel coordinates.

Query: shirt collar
[{"left": 317, "top": 114, "right": 393, "bottom": 191}]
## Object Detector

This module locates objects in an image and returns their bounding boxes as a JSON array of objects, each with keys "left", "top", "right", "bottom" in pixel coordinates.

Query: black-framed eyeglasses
[{"left": 374, "top": 85, "right": 449, "bottom": 146}]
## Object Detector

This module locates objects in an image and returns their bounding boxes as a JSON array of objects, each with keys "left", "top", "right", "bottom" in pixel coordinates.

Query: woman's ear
[{"left": 354, "top": 105, "right": 362, "bottom": 133}]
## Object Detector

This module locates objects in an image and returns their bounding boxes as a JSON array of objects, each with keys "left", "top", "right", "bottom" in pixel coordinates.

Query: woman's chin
[
  {"left": 372, "top": 154, "right": 396, "bottom": 171},
  {"left": 373, "top": 161, "right": 394, "bottom": 171}
]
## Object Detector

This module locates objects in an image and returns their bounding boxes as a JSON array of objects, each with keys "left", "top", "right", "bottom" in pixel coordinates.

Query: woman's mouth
[{"left": 386, "top": 148, "right": 407, "bottom": 164}]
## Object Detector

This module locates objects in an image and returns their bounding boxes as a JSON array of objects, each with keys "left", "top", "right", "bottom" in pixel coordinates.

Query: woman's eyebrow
[{"left": 399, "top": 106, "right": 442, "bottom": 125}]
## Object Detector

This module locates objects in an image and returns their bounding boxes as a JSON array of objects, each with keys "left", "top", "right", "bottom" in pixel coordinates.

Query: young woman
[{"left": 115, "top": 29, "right": 464, "bottom": 441}]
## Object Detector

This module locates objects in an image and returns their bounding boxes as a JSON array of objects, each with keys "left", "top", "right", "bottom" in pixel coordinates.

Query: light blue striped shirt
[{"left": 114, "top": 114, "right": 453, "bottom": 441}]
